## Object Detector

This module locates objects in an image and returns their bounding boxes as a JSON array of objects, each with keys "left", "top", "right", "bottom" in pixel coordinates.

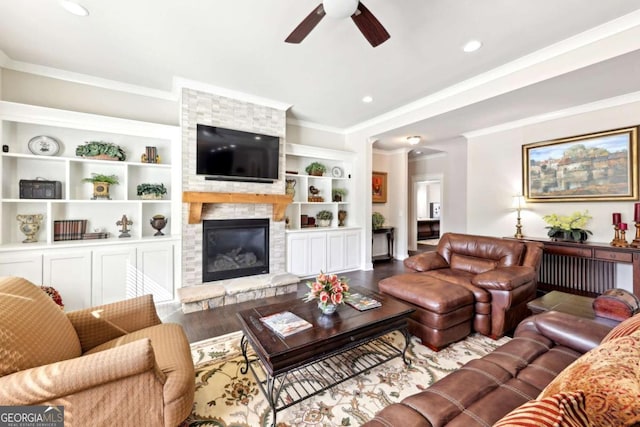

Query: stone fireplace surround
[{"left": 178, "top": 88, "right": 298, "bottom": 313}]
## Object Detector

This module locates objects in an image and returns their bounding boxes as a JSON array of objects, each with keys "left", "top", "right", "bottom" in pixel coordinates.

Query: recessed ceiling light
[
  {"left": 60, "top": 0, "right": 89, "bottom": 16},
  {"left": 462, "top": 40, "right": 482, "bottom": 53},
  {"left": 407, "top": 136, "right": 421, "bottom": 145},
  {"left": 362, "top": 95, "right": 373, "bottom": 103}
]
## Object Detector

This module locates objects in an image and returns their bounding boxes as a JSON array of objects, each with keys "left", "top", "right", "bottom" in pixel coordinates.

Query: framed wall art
[
  {"left": 522, "top": 126, "right": 638, "bottom": 202},
  {"left": 372, "top": 171, "right": 387, "bottom": 203}
]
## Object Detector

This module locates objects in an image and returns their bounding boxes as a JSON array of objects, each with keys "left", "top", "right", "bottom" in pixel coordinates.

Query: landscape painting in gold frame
[
  {"left": 372, "top": 171, "right": 387, "bottom": 203},
  {"left": 522, "top": 126, "right": 638, "bottom": 202}
]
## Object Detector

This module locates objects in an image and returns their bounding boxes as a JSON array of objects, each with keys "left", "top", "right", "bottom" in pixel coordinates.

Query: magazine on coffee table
[
  {"left": 260, "top": 311, "right": 312, "bottom": 338},
  {"left": 347, "top": 293, "right": 382, "bottom": 311}
]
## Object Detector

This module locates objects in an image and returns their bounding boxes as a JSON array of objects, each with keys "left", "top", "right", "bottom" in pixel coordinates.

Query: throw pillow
[
  {"left": 494, "top": 391, "right": 588, "bottom": 427},
  {"left": 539, "top": 330, "right": 640, "bottom": 426},
  {"left": 601, "top": 312, "right": 640, "bottom": 343},
  {"left": 0, "top": 277, "right": 81, "bottom": 376}
]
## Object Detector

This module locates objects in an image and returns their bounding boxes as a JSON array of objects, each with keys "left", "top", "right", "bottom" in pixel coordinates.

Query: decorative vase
[
  {"left": 17, "top": 214, "right": 44, "bottom": 243},
  {"left": 338, "top": 210, "right": 347, "bottom": 227},
  {"left": 285, "top": 179, "right": 296, "bottom": 198},
  {"left": 150, "top": 215, "right": 168, "bottom": 236},
  {"left": 550, "top": 230, "right": 588, "bottom": 243},
  {"left": 318, "top": 219, "right": 331, "bottom": 227},
  {"left": 92, "top": 182, "right": 111, "bottom": 200},
  {"left": 319, "top": 302, "right": 337, "bottom": 315},
  {"left": 141, "top": 193, "right": 164, "bottom": 200}
]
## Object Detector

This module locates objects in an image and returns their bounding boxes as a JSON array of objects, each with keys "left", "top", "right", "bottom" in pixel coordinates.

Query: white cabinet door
[
  {"left": 92, "top": 246, "right": 137, "bottom": 306},
  {"left": 326, "top": 231, "right": 346, "bottom": 272},
  {"left": 308, "top": 233, "right": 327, "bottom": 275},
  {"left": 136, "top": 242, "right": 174, "bottom": 302},
  {"left": 0, "top": 253, "right": 42, "bottom": 284},
  {"left": 43, "top": 250, "right": 91, "bottom": 311},
  {"left": 287, "top": 233, "right": 311, "bottom": 276},
  {"left": 344, "top": 230, "right": 361, "bottom": 270}
]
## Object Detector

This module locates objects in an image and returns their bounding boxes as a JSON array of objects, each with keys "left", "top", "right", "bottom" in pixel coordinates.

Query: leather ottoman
[{"left": 379, "top": 274, "right": 474, "bottom": 350}]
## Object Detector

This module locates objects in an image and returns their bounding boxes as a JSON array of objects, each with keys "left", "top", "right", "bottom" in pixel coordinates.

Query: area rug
[{"left": 181, "top": 330, "right": 510, "bottom": 426}]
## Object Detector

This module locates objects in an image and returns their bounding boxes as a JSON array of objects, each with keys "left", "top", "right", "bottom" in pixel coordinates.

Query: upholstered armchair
[{"left": 0, "top": 276, "right": 194, "bottom": 427}]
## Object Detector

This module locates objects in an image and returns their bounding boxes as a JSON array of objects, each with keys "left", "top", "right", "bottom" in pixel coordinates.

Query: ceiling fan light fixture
[
  {"left": 463, "top": 40, "right": 482, "bottom": 53},
  {"left": 407, "top": 136, "right": 421, "bottom": 145},
  {"left": 60, "top": 0, "right": 89, "bottom": 16},
  {"left": 323, "top": 0, "right": 359, "bottom": 18}
]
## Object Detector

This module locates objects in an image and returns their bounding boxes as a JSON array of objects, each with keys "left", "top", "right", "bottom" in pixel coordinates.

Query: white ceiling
[{"left": 1, "top": 0, "right": 640, "bottom": 150}]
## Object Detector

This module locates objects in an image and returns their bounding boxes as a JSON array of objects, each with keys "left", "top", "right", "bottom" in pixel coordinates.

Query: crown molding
[
  {"left": 286, "top": 117, "right": 346, "bottom": 135},
  {"left": 345, "top": 9, "right": 640, "bottom": 136},
  {"left": 463, "top": 90, "right": 640, "bottom": 140},
  {"left": 174, "top": 76, "right": 291, "bottom": 111},
  {"left": 0, "top": 51, "right": 176, "bottom": 101}
]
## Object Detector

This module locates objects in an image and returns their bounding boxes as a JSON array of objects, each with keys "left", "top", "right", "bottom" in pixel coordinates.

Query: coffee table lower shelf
[{"left": 240, "top": 332, "right": 410, "bottom": 426}]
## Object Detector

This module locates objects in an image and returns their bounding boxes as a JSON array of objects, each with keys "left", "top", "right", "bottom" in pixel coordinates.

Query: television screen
[{"left": 196, "top": 124, "right": 280, "bottom": 182}]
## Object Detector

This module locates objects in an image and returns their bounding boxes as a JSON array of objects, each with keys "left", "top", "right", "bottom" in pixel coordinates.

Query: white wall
[
  {"left": 1, "top": 70, "right": 178, "bottom": 126},
  {"left": 286, "top": 123, "right": 346, "bottom": 150},
  {"left": 467, "top": 99, "right": 640, "bottom": 243}
]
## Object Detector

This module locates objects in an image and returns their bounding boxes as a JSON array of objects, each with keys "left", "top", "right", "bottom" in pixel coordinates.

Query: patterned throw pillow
[
  {"left": 601, "top": 312, "right": 640, "bottom": 343},
  {"left": 539, "top": 330, "right": 640, "bottom": 426},
  {"left": 494, "top": 391, "right": 588, "bottom": 427}
]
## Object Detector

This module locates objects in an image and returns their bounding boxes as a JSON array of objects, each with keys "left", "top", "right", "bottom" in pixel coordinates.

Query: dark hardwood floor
[{"left": 165, "top": 260, "right": 411, "bottom": 343}]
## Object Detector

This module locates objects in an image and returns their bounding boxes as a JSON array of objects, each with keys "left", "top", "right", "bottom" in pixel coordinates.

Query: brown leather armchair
[
  {"left": 0, "top": 276, "right": 194, "bottom": 427},
  {"left": 379, "top": 233, "right": 543, "bottom": 349}
]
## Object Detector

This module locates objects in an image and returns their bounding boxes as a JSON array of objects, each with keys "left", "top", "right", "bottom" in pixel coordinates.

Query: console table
[
  {"left": 372, "top": 227, "right": 395, "bottom": 262},
  {"left": 513, "top": 237, "right": 640, "bottom": 298}
]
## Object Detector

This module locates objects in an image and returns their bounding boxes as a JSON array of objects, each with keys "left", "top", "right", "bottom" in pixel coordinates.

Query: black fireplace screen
[{"left": 202, "top": 218, "right": 269, "bottom": 282}]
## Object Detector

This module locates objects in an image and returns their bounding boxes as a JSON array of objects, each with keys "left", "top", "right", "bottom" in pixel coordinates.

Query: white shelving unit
[
  {"left": 284, "top": 143, "right": 361, "bottom": 277},
  {"left": 0, "top": 101, "right": 181, "bottom": 309}
]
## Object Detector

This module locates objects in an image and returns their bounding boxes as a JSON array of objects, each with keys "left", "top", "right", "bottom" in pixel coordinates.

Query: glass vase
[{"left": 318, "top": 302, "right": 337, "bottom": 315}]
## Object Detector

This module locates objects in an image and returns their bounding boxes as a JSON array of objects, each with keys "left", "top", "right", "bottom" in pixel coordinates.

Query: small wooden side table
[{"left": 527, "top": 291, "right": 620, "bottom": 327}]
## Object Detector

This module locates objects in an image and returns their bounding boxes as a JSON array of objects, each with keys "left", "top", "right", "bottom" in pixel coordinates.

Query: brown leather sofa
[
  {"left": 0, "top": 276, "right": 195, "bottom": 427},
  {"left": 363, "top": 310, "right": 614, "bottom": 426},
  {"left": 379, "top": 233, "right": 543, "bottom": 350}
]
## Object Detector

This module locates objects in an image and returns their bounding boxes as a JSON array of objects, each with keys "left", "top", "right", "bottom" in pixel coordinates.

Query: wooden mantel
[{"left": 182, "top": 192, "right": 293, "bottom": 224}]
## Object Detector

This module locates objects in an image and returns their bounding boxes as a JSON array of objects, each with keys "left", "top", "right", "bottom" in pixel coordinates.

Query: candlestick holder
[
  {"left": 631, "top": 222, "right": 640, "bottom": 248},
  {"left": 611, "top": 225, "right": 628, "bottom": 247}
]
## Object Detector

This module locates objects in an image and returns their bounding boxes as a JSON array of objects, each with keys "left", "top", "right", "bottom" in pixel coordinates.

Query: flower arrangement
[
  {"left": 41, "top": 286, "right": 64, "bottom": 309},
  {"left": 542, "top": 210, "right": 593, "bottom": 242},
  {"left": 304, "top": 272, "right": 350, "bottom": 313}
]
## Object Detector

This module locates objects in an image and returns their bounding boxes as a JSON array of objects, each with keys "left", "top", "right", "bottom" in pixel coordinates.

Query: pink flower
[
  {"left": 331, "top": 292, "right": 343, "bottom": 305},
  {"left": 312, "top": 281, "right": 323, "bottom": 292},
  {"left": 319, "top": 291, "right": 330, "bottom": 304}
]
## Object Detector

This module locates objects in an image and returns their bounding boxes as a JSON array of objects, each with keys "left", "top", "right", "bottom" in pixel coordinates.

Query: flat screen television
[{"left": 196, "top": 124, "right": 280, "bottom": 182}]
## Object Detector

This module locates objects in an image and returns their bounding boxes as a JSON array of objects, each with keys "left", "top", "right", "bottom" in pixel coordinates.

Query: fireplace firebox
[{"left": 202, "top": 218, "right": 269, "bottom": 282}]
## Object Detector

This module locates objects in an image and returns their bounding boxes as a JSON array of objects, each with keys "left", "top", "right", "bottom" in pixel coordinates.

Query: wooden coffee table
[{"left": 236, "top": 289, "right": 414, "bottom": 426}]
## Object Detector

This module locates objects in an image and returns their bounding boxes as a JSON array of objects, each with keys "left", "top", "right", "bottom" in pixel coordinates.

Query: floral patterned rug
[{"left": 181, "top": 330, "right": 510, "bottom": 427}]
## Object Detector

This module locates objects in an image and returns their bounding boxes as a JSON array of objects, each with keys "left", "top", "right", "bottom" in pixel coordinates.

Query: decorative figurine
[
  {"left": 150, "top": 214, "right": 167, "bottom": 236},
  {"left": 116, "top": 214, "right": 133, "bottom": 238},
  {"left": 17, "top": 213, "right": 44, "bottom": 243}
]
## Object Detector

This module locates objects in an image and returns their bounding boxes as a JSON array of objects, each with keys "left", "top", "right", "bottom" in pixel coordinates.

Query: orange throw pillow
[
  {"left": 601, "top": 312, "right": 640, "bottom": 343},
  {"left": 494, "top": 391, "right": 588, "bottom": 427}
]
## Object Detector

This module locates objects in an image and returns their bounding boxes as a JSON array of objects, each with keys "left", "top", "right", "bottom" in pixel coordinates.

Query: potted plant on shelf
[
  {"left": 305, "top": 162, "right": 327, "bottom": 176},
  {"left": 137, "top": 183, "right": 167, "bottom": 200},
  {"left": 76, "top": 141, "right": 126, "bottom": 161},
  {"left": 372, "top": 212, "right": 385, "bottom": 230},
  {"left": 332, "top": 188, "right": 347, "bottom": 202},
  {"left": 82, "top": 173, "right": 119, "bottom": 200},
  {"left": 316, "top": 210, "right": 333, "bottom": 227},
  {"left": 542, "top": 210, "right": 592, "bottom": 242}
]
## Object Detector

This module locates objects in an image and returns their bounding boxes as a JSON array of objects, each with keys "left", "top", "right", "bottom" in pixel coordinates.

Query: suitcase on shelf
[
  {"left": 592, "top": 288, "right": 640, "bottom": 321},
  {"left": 19, "top": 179, "right": 62, "bottom": 199}
]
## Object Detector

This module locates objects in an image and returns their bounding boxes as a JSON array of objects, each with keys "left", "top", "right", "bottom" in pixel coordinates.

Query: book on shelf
[
  {"left": 260, "top": 311, "right": 312, "bottom": 338},
  {"left": 347, "top": 293, "right": 382, "bottom": 311},
  {"left": 82, "top": 232, "right": 110, "bottom": 240},
  {"left": 54, "top": 219, "right": 88, "bottom": 241}
]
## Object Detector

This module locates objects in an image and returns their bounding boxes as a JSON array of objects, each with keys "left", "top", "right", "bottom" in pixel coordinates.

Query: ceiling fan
[{"left": 285, "top": 0, "right": 390, "bottom": 47}]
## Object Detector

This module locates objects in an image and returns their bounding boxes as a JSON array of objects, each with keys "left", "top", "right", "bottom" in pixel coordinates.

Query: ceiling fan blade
[
  {"left": 285, "top": 4, "right": 326, "bottom": 43},
  {"left": 351, "top": 2, "right": 390, "bottom": 47}
]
